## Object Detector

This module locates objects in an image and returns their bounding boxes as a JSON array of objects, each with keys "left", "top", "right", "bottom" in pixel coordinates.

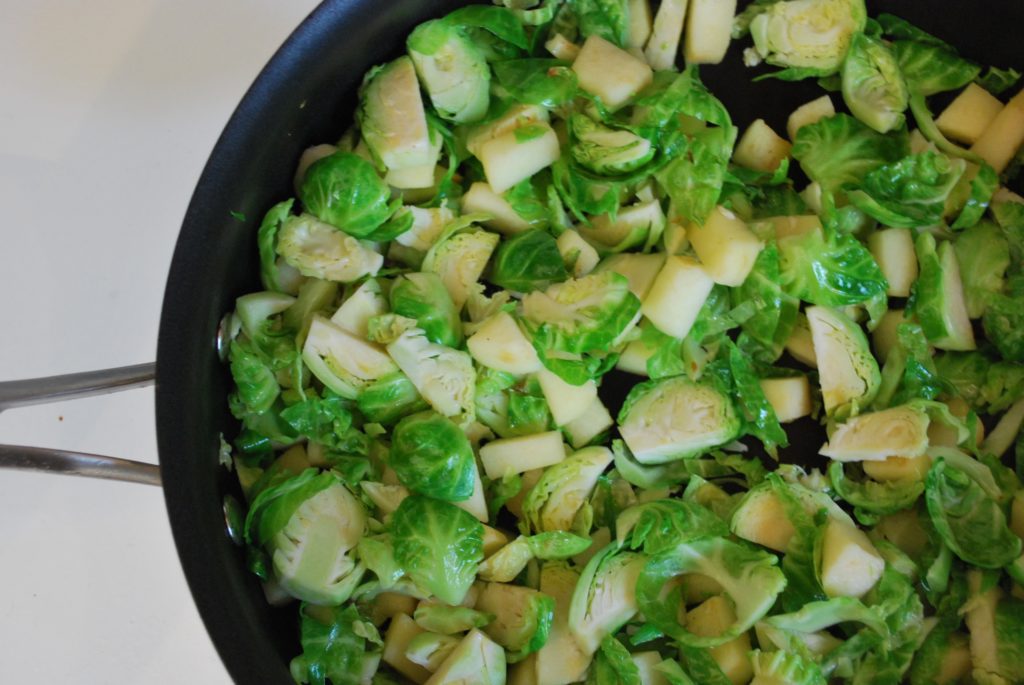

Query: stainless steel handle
[
  {"left": 0, "top": 445, "right": 161, "bottom": 486},
  {"left": 0, "top": 364, "right": 161, "bottom": 486},
  {"left": 0, "top": 363, "right": 156, "bottom": 412}
]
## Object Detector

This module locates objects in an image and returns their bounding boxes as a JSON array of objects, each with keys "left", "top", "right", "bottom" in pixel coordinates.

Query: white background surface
[{"left": 0, "top": 0, "right": 320, "bottom": 681}]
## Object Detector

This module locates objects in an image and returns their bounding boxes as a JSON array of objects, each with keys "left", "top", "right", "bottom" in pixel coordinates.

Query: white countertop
[{"left": 0, "top": 0, "right": 320, "bottom": 681}]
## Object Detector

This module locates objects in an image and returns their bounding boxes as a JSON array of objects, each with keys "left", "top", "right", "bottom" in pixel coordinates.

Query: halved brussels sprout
[
  {"left": 277, "top": 214, "right": 383, "bottom": 283},
  {"left": 841, "top": 32, "right": 908, "bottom": 134},
  {"left": 407, "top": 20, "right": 490, "bottom": 124},
  {"left": 618, "top": 376, "right": 741, "bottom": 464},
  {"left": 385, "top": 324, "right": 477, "bottom": 423},
  {"left": 389, "top": 410, "right": 477, "bottom": 502},
  {"left": 246, "top": 470, "right": 368, "bottom": 605},
  {"left": 569, "top": 543, "right": 647, "bottom": 655},
  {"left": 750, "top": 0, "right": 867, "bottom": 75},
  {"left": 570, "top": 114, "right": 655, "bottom": 176},
  {"left": 523, "top": 447, "right": 614, "bottom": 533},
  {"left": 390, "top": 272, "right": 463, "bottom": 348}
]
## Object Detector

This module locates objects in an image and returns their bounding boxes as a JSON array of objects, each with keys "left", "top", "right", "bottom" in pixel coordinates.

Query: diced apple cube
[
  {"left": 482, "top": 525, "right": 511, "bottom": 558},
  {"left": 387, "top": 161, "right": 439, "bottom": 190},
  {"left": 574, "top": 35, "right": 654, "bottom": 110},
  {"left": 632, "top": 651, "right": 670, "bottom": 685},
  {"left": 557, "top": 229, "right": 601, "bottom": 277},
  {"left": 685, "top": 596, "right": 753, "bottom": 685},
  {"left": 684, "top": 0, "right": 737, "bottom": 65},
  {"left": 467, "top": 311, "right": 542, "bottom": 375},
  {"left": 820, "top": 519, "right": 885, "bottom": 599},
  {"left": 617, "top": 337, "right": 655, "bottom": 376},
  {"left": 545, "top": 33, "right": 580, "bottom": 61},
  {"left": 734, "top": 119, "right": 791, "bottom": 172},
  {"left": 731, "top": 489, "right": 796, "bottom": 553},
  {"left": 785, "top": 314, "right": 817, "bottom": 368},
  {"left": 563, "top": 397, "right": 615, "bottom": 449},
  {"left": 871, "top": 309, "right": 906, "bottom": 365},
  {"left": 478, "top": 123, "right": 561, "bottom": 194},
  {"left": 641, "top": 255, "right": 715, "bottom": 338},
  {"left": 537, "top": 367, "right": 597, "bottom": 426},
  {"left": 862, "top": 454, "right": 932, "bottom": 482},
  {"left": 461, "top": 182, "right": 532, "bottom": 235},
  {"left": 971, "top": 90, "right": 1024, "bottom": 173},
  {"left": 759, "top": 376, "right": 812, "bottom": 423},
  {"left": 368, "top": 592, "right": 419, "bottom": 626},
  {"left": 688, "top": 205, "right": 763, "bottom": 286},
  {"left": 767, "top": 214, "right": 821, "bottom": 241},
  {"left": 868, "top": 228, "right": 918, "bottom": 297},
  {"left": 384, "top": 614, "right": 432, "bottom": 683},
  {"left": 644, "top": 0, "right": 688, "bottom": 70},
  {"left": 936, "top": 83, "right": 1004, "bottom": 144},
  {"left": 466, "top": 104, "right": 549, "bottom": 157},
  {"left": 627, "top": 0, "right": 654, "bottom": 49},
  {"left": 787, "top": 95, "right": 835, "bottom": 141},
  {"left": 875, "top": 509, "right": 928, "bottom": 559},
  {"left": 479, "top": 431, "right": 567, "bottom": 480},
  {"left": 596, "top": 252, "right": 667, "bottom": 299}
]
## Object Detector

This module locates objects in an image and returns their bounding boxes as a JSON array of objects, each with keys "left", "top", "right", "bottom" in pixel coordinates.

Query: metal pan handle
[{"left": 0, "top": 364, "right": 161, "bottom": 486}]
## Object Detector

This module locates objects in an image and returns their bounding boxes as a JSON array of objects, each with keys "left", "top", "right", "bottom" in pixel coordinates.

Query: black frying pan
[{"left": 7, "top": 0, "right": 1008, "bottom": 681}]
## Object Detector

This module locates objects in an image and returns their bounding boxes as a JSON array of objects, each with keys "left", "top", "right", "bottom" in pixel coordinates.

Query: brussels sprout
[
  {"left": 910, "top": 232, "right": 976, "bottom": 352},
  {"left": 356, "top": 372, "right": 429, "bottom": 426},
  {"left": 391, "top": 495, "right": 483, "bottom": 605},
  {"left": 426, "top": 629, "right": 507, "bottom": 685},
  {"left": 414, "top": 604, "right": 494, "bottom": 635},
  {"left": 386, "top": 324, "right": 476, "bottom": 423},
  {"left": 405, "top": 632, "right": 460, "bottom": 672},
  {"left": 389, "top": 410, "right": 477, "bottom": 502},
  {"left": 302, "top": 315, "right": 399, "bottom": 400},
  {"left": 299, "top": 152, "right": 397, "bottom": 237},
  {"left": 749, "top": 0, "right": 867, "bottom": 76},
  {"left": 491, "top": 230, "right": 569, "bottom": 293},
  {"left": 478, "top": 533, "right": 593, "bottom": 582},
  {"left": 569, "top": 543, "right": 646, "bottom": 655},
  {"left": 617, "top": 376, "right": 741, "bottom": 465},
  {"left": 390, "top": 272, "right": 463, "bottom": 348},
  {"left": 290, "top": 604, "right": 382, "bottom": 685},
  {"left": 635, "top": 536, "right": 787, "bottom": 648},
  {"left": 955, "top": 220, "right": 1009, "bottom": 319},
  {"left": 570, "top": 114, "right": 655, "bottom": 176},
  {"left": 963, "top": 570, "right": 1024, "bottom": 684},
  {"left": 396, "top": 206, "right": 456, "bottom": 253},
  {"left": 616, "top": 498, "right": 730, "bottom": 555},
  {"left": 407, "top": 20, "right": 490, "bottom": 124},
  {"left": 806, "top": 306, "right": 880, "bottom": 417},
  {"left": 522, "top": 271, "right": 642, "bottom": 355},
  {"left": 476, "top": 582, "right": 555, "bottom": 662},
  {"left": 841, "top": 33, "right": 908, "bottom": 134},
  {"left": 358, "top": 57, "right": 438, "bottom": 172},
  {"left": 245, "top": 470, "right": 368, "bottom": 605},
  {"left": 925, "top": 458, "right": 1022, "bottom": 568},
  {"left": 819, "top": 404, "right": 930, "bottom": 462},
  {"left": 422, "top": 228, "right": 501, "bottom": 309},
  {"left": 523, "top": 446, "right": 614, "bottom": 533},
  {"left": 277, "top": 214, "right": 383, "bottom": 283},
  {"left": 748, "top": 649, "right": 826, "bottom": 685}
]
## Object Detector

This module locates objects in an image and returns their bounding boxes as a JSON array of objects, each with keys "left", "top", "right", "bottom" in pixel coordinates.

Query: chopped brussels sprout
[
  {"left": 386, "top": 324, "right": 476, "bottom": 423},
  {"left": 618, "top": 376, "right": 741, "bottom": 464},
  {"left": 277, "top": 214, "right": 384, "bottom": 283},
  {"left": 425, "top": 629, "right": 506, "bottom": 685},
  {"left": 389, "top": 410, "right": 477, "bottom": 502},
  {"left": 407, "top": 20, "right": 490, "bottom": 124},
  {"left": 246, "top": 470, "right": 368, "bottom": 605},
  {"left": 299, "top": 152, "right": 397, "bottom": 237},
  {"left": 359, "top": 56, "right": 438, "bottom": 171},
  {"left": 570, "top": 114, "right": 655, "bottom": 175},
  {"left": 820, "top": 404, "right": 930, "bottom": 461},
  {"left": 749, "top": 0, "right": 867, "bottom": 76},
  {"left": 390, "top": 272, "right": 463, "bottom": 348},
  {"left": 841, "top": 33, "right": 908, "bottom": 134},
  {"left": 476, "top": 582, "right": 554, "bottom": 662},
  {"left": 303, "top": 315, "right": 398, "bottom": 399},
  {"left": 806, "top": 305, "right": 880, "bottom": 417},
  {"left": 569, "top": 544, "right": 647, "bottom": 655},
  {"left": 523, "top": 446, "right": 613, "bottom": 533},
  {"left": 422, "top": 228, "right": 500, "bottom": 309}
]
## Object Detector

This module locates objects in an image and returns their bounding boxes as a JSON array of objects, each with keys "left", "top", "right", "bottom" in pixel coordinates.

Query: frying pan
[{"left": 1, "top": 0, "right": 1021, "bottom": 682}]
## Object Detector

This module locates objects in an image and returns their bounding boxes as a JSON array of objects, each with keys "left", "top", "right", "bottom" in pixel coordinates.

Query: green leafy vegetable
[
  {"left": 299, "top": 152, "right": 397, "bottom": 237},
  {"left": 391, "top": 495, "right": 484, "bottom": 605}
]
